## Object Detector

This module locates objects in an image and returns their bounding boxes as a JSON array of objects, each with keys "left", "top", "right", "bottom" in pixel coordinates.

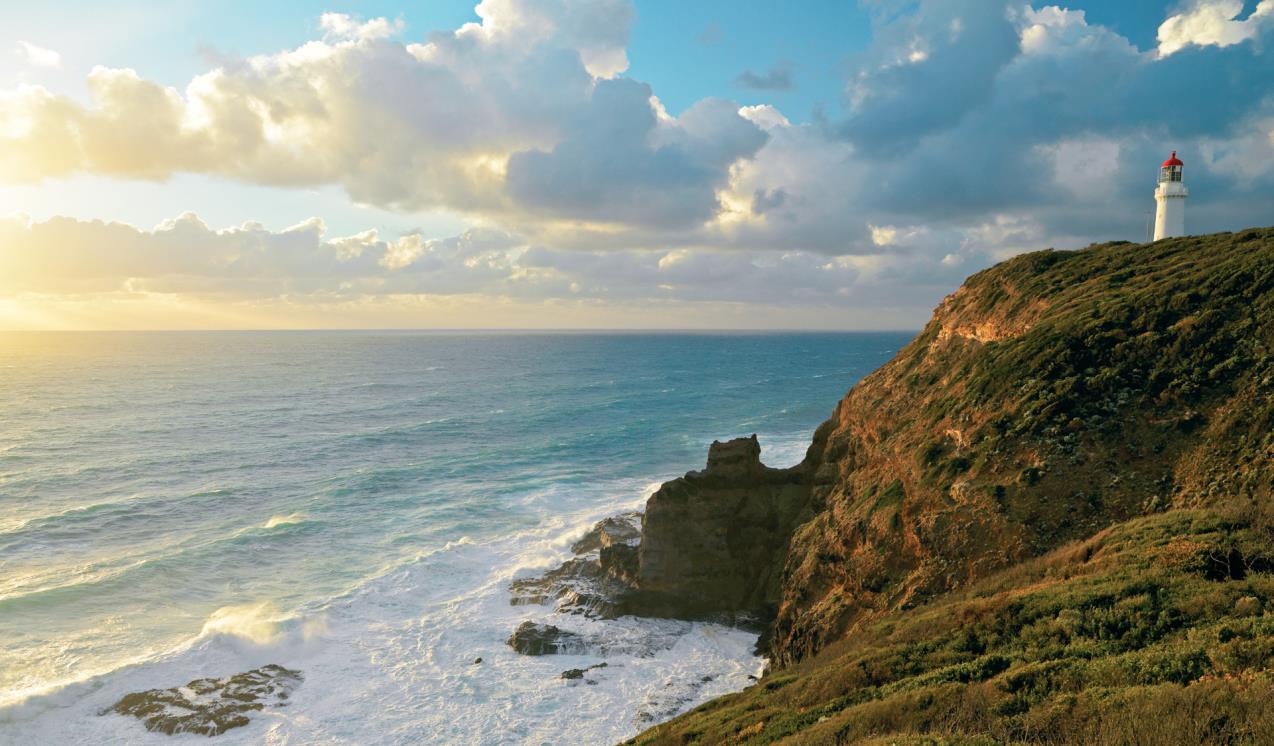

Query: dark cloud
[
  {"left": 505, "top": 79, "right": 768, "bottom": 229},
  {"left": 751, "top": 187, "right": 788, "bottom": 215},
  {"left": 735, "top": 64, "right": 794, "bottom": 91},
  {"left": 827, "top": 1, "right": 1274, "bottom": 247},
  {"left": 838, "top": 0, "right": 1021, "bottom": 154}
]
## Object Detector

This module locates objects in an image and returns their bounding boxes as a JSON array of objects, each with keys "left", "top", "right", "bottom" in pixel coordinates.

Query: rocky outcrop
[
  {"left": 621, "top": 435, "right": 811, "bottom": 622},
  {"left": 629, "top": 228, "right": 1274, "bottom": 670},
  {"left": 103, "top": 664, "right": 302, "bottom": 736},
  {"left": 630, "top": 228, "right": 1274, "bottom": 744},
  {"left": 507, "top": 437, "right": 812, "bottom": 631},
  {"left": 571, "top": 514, "right": 641, "bottom": 554},
  {"left": 560, "top": 662, "right": 607, "bottom": 680},
  {"left": 510, "top": 512, "right": 641, "bottom": 617},
  {"left": 508, "top": 437, "right": 813, "bottom": 630},
  {"left": 506, "top": 622, "right": 584, "bottom": 655}
]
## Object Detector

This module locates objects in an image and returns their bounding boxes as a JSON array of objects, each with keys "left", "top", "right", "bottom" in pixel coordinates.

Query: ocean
[{"left": 0, "top": 331, "right": 908, "bottom": 744}]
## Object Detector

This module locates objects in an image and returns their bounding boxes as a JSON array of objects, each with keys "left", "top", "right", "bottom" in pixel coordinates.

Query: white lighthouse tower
[{"left": 1153, "top": 151, "right": 1187, "bottom": 240}]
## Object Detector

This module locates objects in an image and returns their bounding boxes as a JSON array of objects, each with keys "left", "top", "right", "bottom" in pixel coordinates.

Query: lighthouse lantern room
[{"left": 1153, "top": 151, "right": 1187, "bottom": 241}]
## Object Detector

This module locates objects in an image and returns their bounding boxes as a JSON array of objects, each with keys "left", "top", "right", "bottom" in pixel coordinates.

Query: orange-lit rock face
[{"left": 634, "top": 229, "right": 1274, "bottom": 670}]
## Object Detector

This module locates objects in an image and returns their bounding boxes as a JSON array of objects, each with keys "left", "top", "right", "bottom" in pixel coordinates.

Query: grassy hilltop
[{"left": 630, "top": 227, "right": 1274, "bottom": 745}]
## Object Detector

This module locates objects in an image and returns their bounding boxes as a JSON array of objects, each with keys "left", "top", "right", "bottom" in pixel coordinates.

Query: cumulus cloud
[
  {"left": 0, "top": 213, "right": 937, "bottom": 312},
  {"left": 820, "top": 0, "right": 1274, "bottom": 247},
  {"left": 319, "top": 12, "right": 404, "bottom": 42},
  {"left": 1, "top": 0, "right": 1273, "bottom": 313},
  {"left": 0, "top": 0, "right": 706, "bottom": 226},
  {"left": 840, "top": 0, "right": 1021, "bottom": 152},
  {"left": 1157, "top": 0, "right": 1274, "bottom": 57},
  {"left": 14, "top": 41, "right": 61, "bottom": 68},
  {"left": 505, "top": 80, "right": 767, "bottom": 229}
]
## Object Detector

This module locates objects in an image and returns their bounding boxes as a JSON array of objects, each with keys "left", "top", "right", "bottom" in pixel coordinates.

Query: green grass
[
  {"left": 629, "top": 509, "right": 1274, "bottom": 745},
  {"left": 627, "top": 228, "right": 1274, "bottom": 745}
]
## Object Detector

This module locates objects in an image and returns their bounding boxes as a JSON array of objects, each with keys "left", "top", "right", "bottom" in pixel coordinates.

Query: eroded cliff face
[
  {"left": 626, "top": 435, "right": 811, "bottom": 622},
  {"left": 632, "top": 229, "right": 1274, "bottom": 668}
]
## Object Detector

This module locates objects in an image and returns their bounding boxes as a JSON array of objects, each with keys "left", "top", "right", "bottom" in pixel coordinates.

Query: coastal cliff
[
  {"left": 625, "top": 435, "right": 810, "bottom": 621},
  {"left": 627, "top": 227, "right": 1274, "bottom": 744}
]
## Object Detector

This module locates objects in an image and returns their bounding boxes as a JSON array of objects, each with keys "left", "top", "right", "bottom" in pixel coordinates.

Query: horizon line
[{"left": 0, "top": 327, "right": 923, "bottom": 334}]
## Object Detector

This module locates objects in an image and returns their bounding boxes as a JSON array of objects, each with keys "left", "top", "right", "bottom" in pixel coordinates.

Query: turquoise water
[{"left": 0, "top": 331, "right": 907, "bottom": 743}]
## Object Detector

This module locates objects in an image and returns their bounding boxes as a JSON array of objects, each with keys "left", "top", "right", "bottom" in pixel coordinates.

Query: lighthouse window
[{"left": 1171, "top": 168, "right": 1182, "bottom": 182}]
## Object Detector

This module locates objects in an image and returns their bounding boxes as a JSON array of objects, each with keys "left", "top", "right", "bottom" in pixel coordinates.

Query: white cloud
[
  {"left": 14, "top": 41, "right": 61, "bottom": 69},
  {"left": 1016, "top": 6, "right": 1138, "bottom": 57},
  {"left": 1, "top": 0, "right": 1271, "bottom": 288},
  {"left": 319, "top": 13, "right": 404, "bottom": 42},
  {"left": 738, "top": 105, "right": 790, "bottom": 131},
  {"left": 1039, "top": 136, "right": 1122, "bottom": 197},
  {"left": 1197, "top": 117, "right": 1274, "bottom": 184},
  {"left": 0, "top": 213, "right": 902, "bottom": 309},
  {"left": 1157, "top": 0, "right": 1274, "bottom": 57},
  {"left": 0, "top": 0, "right": 760, "bottom": 240},
  {"left": 869, "top": 224, "right": 898, "bottom": 246}
]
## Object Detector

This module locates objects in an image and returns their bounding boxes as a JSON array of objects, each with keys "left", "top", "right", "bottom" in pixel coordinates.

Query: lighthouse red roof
[{"left": 1162, "top": 151, "right": 1183, "bottom": 167}]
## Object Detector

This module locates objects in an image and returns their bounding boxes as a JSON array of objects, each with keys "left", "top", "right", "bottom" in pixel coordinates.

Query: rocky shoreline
[
  {"left": 504, "top": 434, "right": 810, "bottom": 660},
  {"left": 101, "top": 440, "right": 786, "bottom": 740},
  {"left": 103, "top": 664, "right": 302, "bottom": 736}
]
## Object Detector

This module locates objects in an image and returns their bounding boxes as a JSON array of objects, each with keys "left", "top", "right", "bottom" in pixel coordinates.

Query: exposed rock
[
  {"left": 472, "top": 657, "right": 483, "bottom": 665},
  {"left": 509, "top": 513, "right": 642, "bottom": 618},
  {"left": 506, "top": 436, "right": 811, "bottom": 628},
  {"left": 506, "top": 621, "right": 584, "bottom": 655},
  {"left": 570, "top": 513, "right": 641, "bottom": 554},
  {"left": 560, "top": 662, "right": 607, "bottom": 680},
  {"left": 621, "top": 435, "right": 811, "bottom": 622},
  {"left": 623, "top": 229, "right": 1274, "bottom": 674},
  {"left": 510, "top": 557, "right": 634, "bottom": 617},
  {"left": 506, "top": 619, "right": 683, "bottom": 658},
  {"left": 103, "top": 664, "right": 302, "bottom": 736},
  {"left": 600, "top": 542, "right": 640, "bottom": 586}
]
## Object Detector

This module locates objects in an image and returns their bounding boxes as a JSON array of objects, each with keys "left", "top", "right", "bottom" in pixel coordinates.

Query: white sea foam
[
  {"left": 262, "top": 512, "right": 307, "bottom": 529},
  {"left": 0, "top": 487, "right": 766, "bottom": 745},
  {"left": 0, "top": 332, "right": 895, "bottom": 745}
]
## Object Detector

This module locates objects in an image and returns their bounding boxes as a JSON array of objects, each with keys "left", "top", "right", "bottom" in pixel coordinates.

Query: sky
[{"left": 1, "top": 0, "right": 1271, "bottom": 330}]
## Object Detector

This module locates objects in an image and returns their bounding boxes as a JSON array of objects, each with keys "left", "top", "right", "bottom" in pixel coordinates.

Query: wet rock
[
  {"left": 561, "top": 662, "right": 608, "bottom": 680},
  {"left": 103, "top": 664, "right": 302, "bottom": 736},
  {"left": 506, "top": 621, "right": 583, "bottom": 656},
  {"left": 472, "top": 657, "right": 483, "bottom": 665},
  {"left": 571, "top": 513, "right": 642, "bottom": 554},
  {"left": 510, "top": 558, "right": 624, "bottom": 616},
  {"left": 599, "top": 543, "right": 639, "bottom": 586},
  {"left": 509, "top": 513, "right": 643, "bottom": 618}
]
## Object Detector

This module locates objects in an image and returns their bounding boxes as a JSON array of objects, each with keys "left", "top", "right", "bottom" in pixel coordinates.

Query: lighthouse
[{"left": 1153, "top": 151, "right": 1187, "bottom": 241}]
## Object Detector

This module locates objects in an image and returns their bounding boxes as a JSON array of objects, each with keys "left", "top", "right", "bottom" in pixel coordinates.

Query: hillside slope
[{"left": 628, "top": 227, "right": 1274, "bottom": 744}]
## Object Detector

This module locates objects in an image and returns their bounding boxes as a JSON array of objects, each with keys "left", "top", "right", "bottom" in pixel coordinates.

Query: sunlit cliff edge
[{"left": 626, "top": 227, "right": 1274, "bottom": 744}]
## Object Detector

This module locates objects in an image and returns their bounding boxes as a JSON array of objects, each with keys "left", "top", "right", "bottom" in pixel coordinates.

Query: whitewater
[{"left": 0, "top": 331, "right": 906, "bottom": 744}]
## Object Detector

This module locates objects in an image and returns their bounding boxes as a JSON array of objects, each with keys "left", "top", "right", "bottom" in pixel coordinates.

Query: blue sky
[{"left": 1, "top": 1, "right": 1271, "bottom": 329}]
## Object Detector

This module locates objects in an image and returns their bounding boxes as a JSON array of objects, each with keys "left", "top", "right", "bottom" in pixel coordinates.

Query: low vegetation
[
  {"left": 629, "top": 227, "right": 1274, "bottom": 744},
  {"left": 631, "top": 509, "right": 1274, "bottom": 744}
]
